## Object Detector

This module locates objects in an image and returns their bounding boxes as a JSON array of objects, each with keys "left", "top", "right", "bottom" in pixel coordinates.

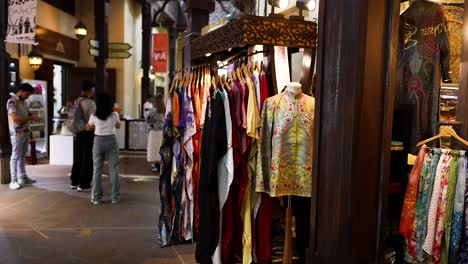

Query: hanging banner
[
  {"left": 6, "top": 0, "right": 38, "bottom": 44},
  {"left": 153, "top": 33, "right": 168, "bottom": 73}
]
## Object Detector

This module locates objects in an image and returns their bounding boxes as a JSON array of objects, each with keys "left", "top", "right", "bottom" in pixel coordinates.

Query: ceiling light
[
  {"left": 307, "top": 0, "right": 317, "bottom": 11},
  {"left": 28, "top": 49, "right": 44, "bottom": 71},
  {"left": 74, "top": 21, "right": 87, "bottom": 40}
]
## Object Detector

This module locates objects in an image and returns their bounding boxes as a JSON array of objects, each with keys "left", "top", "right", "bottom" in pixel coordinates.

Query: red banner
[{"left": 153, "top": 34, "right": 168, "bottom": 73}]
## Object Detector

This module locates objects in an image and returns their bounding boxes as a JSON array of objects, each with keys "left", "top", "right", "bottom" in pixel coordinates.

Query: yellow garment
[
  {"left": 246, "top": 78, "right": 261, "bottom": 139},
  {"left": 241, "top": 77, "right": 261, "bottom": 264}
]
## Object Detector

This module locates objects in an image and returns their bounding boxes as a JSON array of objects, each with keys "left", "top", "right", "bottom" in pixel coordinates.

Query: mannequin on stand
[{"left": 256, "top": 81, "right": 314, "bottom": 264}]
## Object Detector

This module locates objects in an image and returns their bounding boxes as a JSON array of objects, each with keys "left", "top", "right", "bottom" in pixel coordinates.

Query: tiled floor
[{"left": 0, "top": 153, "right": 196, "bottom": 264}]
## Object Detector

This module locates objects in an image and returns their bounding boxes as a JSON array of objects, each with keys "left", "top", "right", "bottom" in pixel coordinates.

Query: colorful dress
[
  {"left": 159, "top": 96, "right": 174, "bottom": 247},
  {"left": 183, "top": 86, "right": 196, "bottom": 241},
  {"left": 397, "top": 0, "right": 451, "bottom": 154}
]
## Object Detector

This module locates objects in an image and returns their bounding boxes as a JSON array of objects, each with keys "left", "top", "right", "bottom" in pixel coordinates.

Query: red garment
[
  {"left": 192, "top": 85, "right": 201, "bottom": 233},
  {"left": 260, "top": 74, "right": 269, "bottom": 111},
  {"left": 256, "top": 193, "right": 273, "bottom": 264},
  {"left": 399, "top": 145, "right": 429, "bottom": 239},
  {"left": 221, "top": 81, "right": 250, "bottom": 264}
]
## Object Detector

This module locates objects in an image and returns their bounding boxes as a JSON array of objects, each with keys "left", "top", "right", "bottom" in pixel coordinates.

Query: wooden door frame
[
  {"left": 307, "top": 0, "right": 400, "bottom": 262},
  {"left": 456, "top": 1, "right": 468, "bottom": 141}
]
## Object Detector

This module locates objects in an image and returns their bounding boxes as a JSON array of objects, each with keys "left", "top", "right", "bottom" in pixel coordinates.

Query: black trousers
[
  {"left": 291, "top": 196, "right": 311, "bottom": 264},
  {"left": 71, "top": 130, "right": 94, "bottom": 188}
]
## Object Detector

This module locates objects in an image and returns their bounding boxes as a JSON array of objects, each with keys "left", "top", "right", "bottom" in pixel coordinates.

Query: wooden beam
[
  {"left": 456, "top": 0, "right": 468, "bottom": 142},
  {"left": 0, "top": 0, "right": 11, "bottom": 183},
  {"left": 0, "top": 0, "right": 10, "bottom": 156},
  {"left": 141, "top": 1, "right": 152, "bottom": 117},
  {"left": 94, "top": 0, "right": 109, "bottom": 94},
  {"left": 308, "top": 0, "right": 397, "bottom": 262}
]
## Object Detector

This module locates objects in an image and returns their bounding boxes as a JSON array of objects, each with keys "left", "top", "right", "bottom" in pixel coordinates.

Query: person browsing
[
  {"left": 85, "top": 93, "right": 121, "bottom": 205},
  {"left": 7, "top": 83, "right": 39, "bottom": 190}
]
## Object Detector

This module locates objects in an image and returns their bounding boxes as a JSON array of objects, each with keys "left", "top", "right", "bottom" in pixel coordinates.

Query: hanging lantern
[
  {"left": 28, "top": 50, "right": 44, "bottom": 71},
  {"left": 74, "top": 21, "right": 88, "bottom": 40}
]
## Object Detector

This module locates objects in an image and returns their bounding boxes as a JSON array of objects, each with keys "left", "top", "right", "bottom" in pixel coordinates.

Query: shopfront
[{"left": 1, "top": 0, "right": 468, "bottom": 263}]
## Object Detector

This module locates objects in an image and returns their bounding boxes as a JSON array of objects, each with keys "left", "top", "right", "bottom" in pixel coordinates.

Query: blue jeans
[
  {"left": 92, "top": 135, "right": 120, "bottom": 202},
  {"left": 10, "top": 135, "right": 29, "bottom": 183}
]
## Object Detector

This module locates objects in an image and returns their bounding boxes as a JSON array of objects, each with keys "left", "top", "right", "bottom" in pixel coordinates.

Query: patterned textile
[
  {"left": 423, "top": 149, "right": 452, "bottom": 255},
  {"left": 430, "top": 151, "right": 455, "bottom": 263},
  {"left": 256, "top": 90, "right": 315, "bottom": 197},
  {"left": 412, "top": 148, "right": 441, "bottom": 261},
  {"left": 158, "top": 97, "right": 175, "bottom": 247},
  {"left": 191, "top": 83, "right": 202, "bottom": 234},
  {"left": 442, "top": 151, "right": 461, "bottom": 263},
  {"left": 449, "top": 151, "right": 467, "bottom": 263},
  {"left": 183, "top": 86, "right": 196, "bottom": 241},
  {"left": 457, "top": 157, "right": 468, "bottom": 264},
  {"left": 443, "top": 5, "right": 463, "bottom": 84},
  {"left": 409, "top": 149, "right": 441, "bottom": 261},
  {"left": 401, "top": 145, "right": 430, "bottom": 245},
  {"left": 397, "top": 0, "right": 451, "bottom": 154}
]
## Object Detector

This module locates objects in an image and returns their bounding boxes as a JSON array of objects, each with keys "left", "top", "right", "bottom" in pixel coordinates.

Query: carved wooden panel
[{"left": 190, "top": 15, "right": 317, "bottom": 59}]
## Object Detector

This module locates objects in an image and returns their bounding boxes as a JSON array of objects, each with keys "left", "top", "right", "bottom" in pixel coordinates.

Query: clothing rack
[{"left": 214, "top": 50, "right": 267, "bottom": 70}]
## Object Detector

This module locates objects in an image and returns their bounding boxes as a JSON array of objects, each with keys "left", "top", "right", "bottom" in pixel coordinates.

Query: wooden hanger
[
  {"left": 417, "top": 125, "right": 468, "bottom": 147},
  {"left": 242, "top": 63, "right": 250, "bottom": 78},
  {"left": 223, "top": 75, "right": 231, "bottom": 91},
  {"left": 211, "top": 76, "right": 217, "bottom": 91},
  {"left": 236, "top": 66, "right": 243, "bottom": 82}
]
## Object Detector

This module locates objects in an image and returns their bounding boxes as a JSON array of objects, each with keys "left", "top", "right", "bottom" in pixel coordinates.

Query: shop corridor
[{"left": 0, "top": 152, "right": 196, "bottom": 264}]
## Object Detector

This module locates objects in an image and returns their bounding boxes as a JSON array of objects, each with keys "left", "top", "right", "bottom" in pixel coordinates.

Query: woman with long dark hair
[{"left": 86, "top": 93, "right": 121, "bottom": 204}]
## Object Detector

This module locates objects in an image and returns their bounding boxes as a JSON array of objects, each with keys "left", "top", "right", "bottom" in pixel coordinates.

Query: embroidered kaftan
[{"left": 256, "top": 90, "right": 315, "bottom": 197}]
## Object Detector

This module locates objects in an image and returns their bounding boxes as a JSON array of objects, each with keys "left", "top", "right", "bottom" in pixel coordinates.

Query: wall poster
[
  {"left": 6, "top": 0, "right": 37, "bottom": 44},
  {"left": 153, "top": 34, "right": 169, "bottom": 73}
]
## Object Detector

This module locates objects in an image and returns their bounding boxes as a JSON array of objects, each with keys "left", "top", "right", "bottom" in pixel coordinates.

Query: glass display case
[
  {"left": 23, "top": 79, "right": 48, "bottom": 159},
  {"left": 440, "top": 83, "right": 459, "bottom": 122}
]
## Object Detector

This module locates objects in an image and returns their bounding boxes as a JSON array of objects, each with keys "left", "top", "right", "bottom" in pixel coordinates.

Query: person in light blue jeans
[
  {"left": 85, "top": 93, "right": 121, "bottom": 204},
  {"left": 7, "top": 83, "right": 39, "bottom": 190}
]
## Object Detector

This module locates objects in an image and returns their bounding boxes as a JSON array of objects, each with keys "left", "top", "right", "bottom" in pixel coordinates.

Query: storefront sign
[
  {"left": 153, "top": 34, "right": 168, "bottom": 73},
  {"left": 35, "top": 26, "right": 80, "bottom": 62},
  {"left": 6, "top": 0, "right": 38, "bottom": 44}
]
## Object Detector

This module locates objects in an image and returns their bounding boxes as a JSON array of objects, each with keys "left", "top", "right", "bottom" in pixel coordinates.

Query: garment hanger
[
  {"left": 242, "top": 63, "right": 250, "bottom": 78},
  {"left": 236, "top": 66, "right": 244, "bottom": 82},
  {"left": 416, "top": 125, "right": 468, "bottom": 147},
  {"left": 224, "top": 75, "right": 232, "bottom": 91},
  {"left": 211, "top": 76, "right": 217, "bottom": 91}
]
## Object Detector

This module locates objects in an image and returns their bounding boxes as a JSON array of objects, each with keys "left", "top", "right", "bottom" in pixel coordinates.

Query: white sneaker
[{"left": 9, "top": 182, "right": 22, "bottom": 190}]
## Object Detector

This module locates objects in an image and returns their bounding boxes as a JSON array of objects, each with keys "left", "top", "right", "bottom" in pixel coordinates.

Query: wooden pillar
[
  {"left": 308, "top": 0, "right": 399, "bottom": 262},
  {"left": 456, "top": 0, "right": 468, "bottom": 140},
  {"left": 0, "top": 0, "right": 11, "bottom": 184},
  {"left": 168, "top": 26, "right": 178, "bottom": 85},
  {"left": 94, "top": 0, "right": 109, "bottom": 94},
  {"left": 141, "top": 1, "right": 152, "bottom": 117},
  {"left": 183, "top": 0, "right": 214, "bottom": 67}
]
